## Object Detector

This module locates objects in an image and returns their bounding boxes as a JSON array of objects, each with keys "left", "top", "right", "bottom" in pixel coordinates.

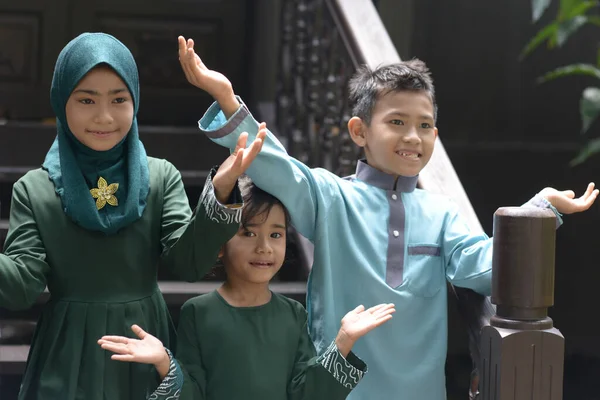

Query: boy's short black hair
[
  {"left": 239, "top": 176, "right": 291, "bottom": 228},
  {"left": 348, "top": 59, "right": 438, "bottom": 125}
]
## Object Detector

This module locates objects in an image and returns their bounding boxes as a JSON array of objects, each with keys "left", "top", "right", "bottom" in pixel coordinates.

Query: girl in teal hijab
[
  {"left": 43, "top": 32, "right": 149, "bottom": 235},
  {"left": 0, "top": 32, "right": 264, "bottom": 399}
]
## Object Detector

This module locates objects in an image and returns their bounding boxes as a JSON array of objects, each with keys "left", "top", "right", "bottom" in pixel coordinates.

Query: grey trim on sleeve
[{"left": 198, "top": 96, "right": 251, "bottom": 139}]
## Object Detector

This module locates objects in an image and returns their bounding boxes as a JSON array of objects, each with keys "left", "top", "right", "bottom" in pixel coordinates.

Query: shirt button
[
  {"left": 391, "top": 194, "right": 398, "bottom": 200},
  {"left": 393, "top": 230, "right": 400, "bottom": 237}
]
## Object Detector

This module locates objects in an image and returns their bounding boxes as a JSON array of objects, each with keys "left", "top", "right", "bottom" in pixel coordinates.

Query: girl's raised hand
[
  {"left": 334, "top": 303, "right": 395, "bottom": 357},
  {"left": 212, "top": 122, "right": 268, "bottom": 203}
]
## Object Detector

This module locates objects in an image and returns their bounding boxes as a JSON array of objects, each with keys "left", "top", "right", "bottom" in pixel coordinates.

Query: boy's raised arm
[{"left": 178, "top": 36, "right": 339, "bottom": 240}]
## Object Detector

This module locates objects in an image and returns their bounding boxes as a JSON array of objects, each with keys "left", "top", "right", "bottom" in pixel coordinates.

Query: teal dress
[{"left": 0, "top": 158, "right": 241, "bottom": 399}]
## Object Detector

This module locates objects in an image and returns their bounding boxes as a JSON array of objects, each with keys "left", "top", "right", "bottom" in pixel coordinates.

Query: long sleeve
[
  {"left": 198, "top": 99, "right": 339, "bottom": 241},
  {"left": 148, "top": 349, "right": 184, "bottom": 400},
  {"left": 175, "top": 301, "right": 207, "bottom": 400},
  {"left": 160, "top": 162, "right": 242, "bottom": 282},
  {"left": 0, "top": 180, "right": 50, "bottom": 310},
  {"left": 444, "top": 194, "right": 564, "bottom": 296},
  {"left": 287, "top": 318, "right": 367, "bottom": 400}
]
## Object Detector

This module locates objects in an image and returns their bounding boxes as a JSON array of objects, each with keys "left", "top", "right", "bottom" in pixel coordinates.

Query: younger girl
[
  {"left": 99, "top": 178, "right": 395, "bottom": 399},
  {"left": 0, "top": 33, "right": 262, "bottom": 399}
]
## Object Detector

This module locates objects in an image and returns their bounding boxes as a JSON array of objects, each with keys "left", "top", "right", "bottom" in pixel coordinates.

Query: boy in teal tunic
[
  {"left": 100, "top": 178, "right": 395, "bottom": 399},
  {"left": 0, "top": 33, "right": 264, "bottom": 400},
  {"left": 177, "top": 36, "right": 598, "bottom": 399}
]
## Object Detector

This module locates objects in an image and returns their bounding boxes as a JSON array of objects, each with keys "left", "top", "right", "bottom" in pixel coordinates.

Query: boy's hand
[
  {"left": 212, "top": 122, "right": 268, "bottom": 203},
  {"left": 539, "top": 182, "right": 598, "bottom": 214},
  {"left": 335, "top": 303, "right": 395, "bottom": 357},
  {"left": 178, "top": 36, "right": 239, "bottom": 117},
  {"left": 98, "top": 325, "right": 170, "bottom": 378}
]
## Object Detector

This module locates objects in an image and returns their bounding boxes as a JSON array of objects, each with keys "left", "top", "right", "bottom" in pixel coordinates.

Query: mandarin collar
[{"left": 354, "top": 159, "right": 418, "bottom": 192}]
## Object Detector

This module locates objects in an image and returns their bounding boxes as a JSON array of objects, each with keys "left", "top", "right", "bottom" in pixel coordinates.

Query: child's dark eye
[
  {"left": 420, "top": 123, "right": 432, "bottom": 129},
  {"left": 271, "top": 232, "right": 283, "bottom": 239},
  {"left": 242, "top": 230, "right": 256, "bottom": 237},
  {"left": 113, "top": 97, "right": 127, "bottom": 104},
  {"left": 390, "top": 120, "right": 404, "bottom": 125},
  {"left": 79, "top": 99, "right": 94, "bottom": 105}
]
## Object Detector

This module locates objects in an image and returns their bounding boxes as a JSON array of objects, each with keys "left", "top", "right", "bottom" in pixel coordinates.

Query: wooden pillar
[{"left": 480, "top": 207, "right": 564, "bottom": 400}]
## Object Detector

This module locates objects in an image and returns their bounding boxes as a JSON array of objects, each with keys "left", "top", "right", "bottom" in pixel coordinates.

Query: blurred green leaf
[
  {"left": 538, "top": 63, "right": 600, "bottom": 82},
  {"left": 520, "top": 22, "right": 559, "bottom": 59},
  {"left": 557, "top": 16, "right": 589, "bottom": 45},
  {"left": 570, "top": 137, "right": 600, "bottom": 165},
  {"left": 581, "top": 87, "right": 600, "bottom": 132},
  {"left": 587, "top": 15, "right": 600, "bottom": 26},
  {"left": 562, "top": 0, "right": 598, "bottom": 19},
  {"left": 533, "top": 0, "right": 553, "bottom": 21}
]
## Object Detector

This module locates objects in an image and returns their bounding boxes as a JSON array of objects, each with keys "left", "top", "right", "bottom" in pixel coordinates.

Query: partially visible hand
[
  {"left": 178, "top": 36, "right": 233, "bottom": 102},
  {"left": 212, "top": 122, "right": 268, "bottom": 203},
  {"left": 539, "top": 182, "right": 598, "bottom": 214},
  {"left": 335, "top": 303, "right": 395, "bottom": 357},
  {"left": 98, "top": 324, "right": 168, "bottom": 366}
]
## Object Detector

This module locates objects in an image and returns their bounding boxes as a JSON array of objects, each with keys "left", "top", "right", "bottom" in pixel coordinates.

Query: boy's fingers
[{"left": 561, "top": 190, "right": 575, "bottom": 199}]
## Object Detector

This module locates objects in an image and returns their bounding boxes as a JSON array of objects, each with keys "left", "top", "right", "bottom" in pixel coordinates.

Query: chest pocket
[{"left": 405, "top": 244, "right": 445, "bottom": 297}]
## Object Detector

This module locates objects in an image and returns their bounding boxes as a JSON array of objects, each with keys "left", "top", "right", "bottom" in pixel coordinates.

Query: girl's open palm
[
  {"left": 98, "top": 324, "right": 165, "bottom": 365},
  {"left": 340, "top": 303, "right": 395, "bottom": 342}
]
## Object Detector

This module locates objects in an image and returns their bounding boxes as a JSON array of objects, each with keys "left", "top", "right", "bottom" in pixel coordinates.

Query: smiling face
[
  {"left": 349, "top": 89, "right": 438, "bottom": 177},
  {"left": 220, "top": 203, "right": 287, "bottom": 285},
  {"left": 65, "top": 65, "right": 134, "bottom": 151}
]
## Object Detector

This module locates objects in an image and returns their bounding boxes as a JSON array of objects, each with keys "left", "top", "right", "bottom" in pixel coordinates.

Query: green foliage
[{"left": 523, "top": 0, "right": 600, "bottom": 164}]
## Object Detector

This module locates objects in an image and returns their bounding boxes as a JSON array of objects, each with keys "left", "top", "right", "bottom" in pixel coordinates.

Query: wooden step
[
  {"left": 0, "top": 345, "right": 29, "bottom": 375},
  {"left": 26, "top": 281, "right": 308, "bottom": 305},
  {"left": 0, "top": 122, "right": 229, "bottom": 185}
]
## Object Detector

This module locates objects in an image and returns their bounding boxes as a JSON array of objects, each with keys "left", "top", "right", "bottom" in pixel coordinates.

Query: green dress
[
  {"left": 153, "top": 291, "right": 368, "bottom": 400},
  {"left": 0, "top": 157, "right": 241, "bottom": 400}
]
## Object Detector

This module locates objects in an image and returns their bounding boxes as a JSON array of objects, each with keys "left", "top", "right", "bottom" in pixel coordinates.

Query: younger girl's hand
[
  {"left": 335, "top": 303, "right": 395, "bottom": 357},
  {"left": 98, "top": 324, "right": 168, "bottom": 366},
  {"left": 212, "top": 122, "right": 268, "bottom": 203}
]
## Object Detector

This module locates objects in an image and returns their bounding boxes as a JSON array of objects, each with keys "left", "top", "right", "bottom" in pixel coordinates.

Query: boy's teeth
[{"left": 398, "top": 152, "right": 418, "bottom": 158}]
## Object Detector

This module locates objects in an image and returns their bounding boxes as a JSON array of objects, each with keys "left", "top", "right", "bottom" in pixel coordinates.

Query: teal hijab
[{"left": 42, "top": 32, "right": 150, "bottom": 235}]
